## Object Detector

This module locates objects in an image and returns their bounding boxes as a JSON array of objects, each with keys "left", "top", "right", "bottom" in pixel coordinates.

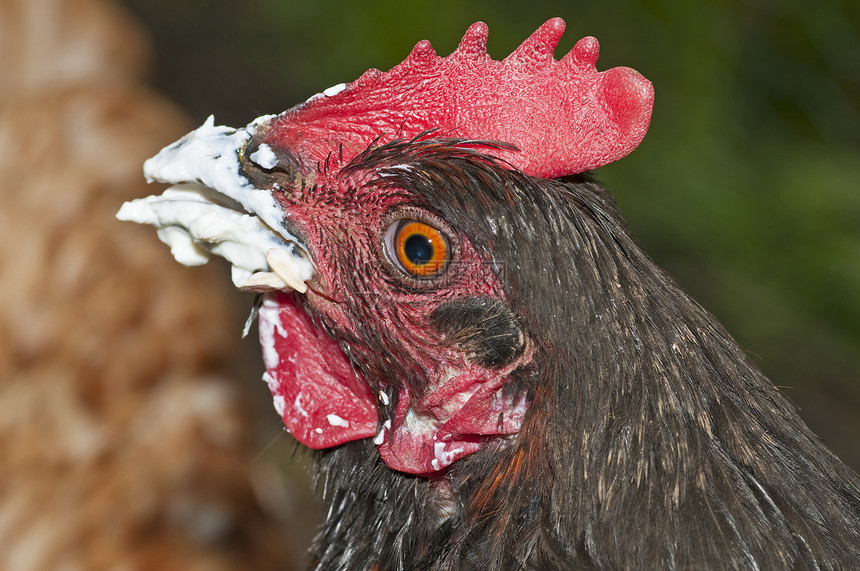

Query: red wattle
[{"left": 258, "top": 292, "right": 377, "bottom": 448}]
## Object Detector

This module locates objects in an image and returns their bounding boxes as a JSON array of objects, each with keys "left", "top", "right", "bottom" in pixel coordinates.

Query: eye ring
[{"left": 384, "top": 218, "right": 451, "bottom": 279}]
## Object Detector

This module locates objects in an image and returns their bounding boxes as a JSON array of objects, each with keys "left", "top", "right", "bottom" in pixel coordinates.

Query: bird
[{"left": 119, "top": 17, "right": 860, "bottom": 570}]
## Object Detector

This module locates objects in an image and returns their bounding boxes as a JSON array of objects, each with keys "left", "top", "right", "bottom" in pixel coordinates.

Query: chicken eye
[{"left": 385, "top": 220, "right": 450, "bottom": 278}]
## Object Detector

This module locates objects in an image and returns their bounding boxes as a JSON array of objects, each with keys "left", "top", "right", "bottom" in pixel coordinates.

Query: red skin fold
[{"left": 259, "top": 284, "right": 528, "bottom": 475}]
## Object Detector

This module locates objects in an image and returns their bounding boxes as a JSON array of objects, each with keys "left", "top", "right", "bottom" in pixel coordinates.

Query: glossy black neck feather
[{"left": 306, "top": 140, "right": 860, "bottom": 570}]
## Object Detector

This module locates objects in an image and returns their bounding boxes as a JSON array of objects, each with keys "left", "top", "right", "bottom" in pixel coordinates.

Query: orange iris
[{"left": 394, "top": 221, "right": 449, "bottom": 277}]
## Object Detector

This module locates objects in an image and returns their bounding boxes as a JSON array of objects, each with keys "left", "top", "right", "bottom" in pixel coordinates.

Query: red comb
[{"left": 263, "top": 18, "right": 654, "bottom": 178}]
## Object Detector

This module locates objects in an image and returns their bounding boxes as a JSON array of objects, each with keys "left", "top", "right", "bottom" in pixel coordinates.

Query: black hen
[{"left": 118, "top": 18, "right": 860, "bottom": 570}]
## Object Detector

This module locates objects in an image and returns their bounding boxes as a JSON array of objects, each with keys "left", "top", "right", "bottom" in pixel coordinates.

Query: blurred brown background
[{"left": 1, "top": 0, "right": 857, "bottom": 568}]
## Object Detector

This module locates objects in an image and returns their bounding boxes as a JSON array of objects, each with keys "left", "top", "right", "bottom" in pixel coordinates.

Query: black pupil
[{"left": 404, "top": 233, "right": 434, "bottom": 265}]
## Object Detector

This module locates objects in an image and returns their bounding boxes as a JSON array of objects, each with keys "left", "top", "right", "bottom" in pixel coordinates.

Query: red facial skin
[{"left": 257, "top": 165, "right": 529, "bottom": 474}]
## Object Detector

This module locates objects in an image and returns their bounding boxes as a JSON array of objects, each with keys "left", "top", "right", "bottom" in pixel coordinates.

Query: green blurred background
[{"left": 120, "top": 0, "right": 859, "bottom": 467}]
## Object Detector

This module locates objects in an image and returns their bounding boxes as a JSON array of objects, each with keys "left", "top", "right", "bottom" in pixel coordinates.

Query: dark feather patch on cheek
[{"left": 429, "top": 297, "right": 525, "bottom": 369}]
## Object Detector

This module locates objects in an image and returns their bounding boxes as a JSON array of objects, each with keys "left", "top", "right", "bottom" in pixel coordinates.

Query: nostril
[{"left": 248, "top": 143, "right": 279, "bottom": 170}]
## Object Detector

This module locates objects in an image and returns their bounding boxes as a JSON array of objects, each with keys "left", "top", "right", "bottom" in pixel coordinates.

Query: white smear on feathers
[
  {"left": 377, "top": 164, "right": 414, "bottom": 178},
  {"left": 373, "top": 419, "right": 391, "bottom": 446}
]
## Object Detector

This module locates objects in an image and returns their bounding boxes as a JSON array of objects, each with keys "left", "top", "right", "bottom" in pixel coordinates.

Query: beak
[{"left": 117, "top": 115, "right": 314, "bottom": 293}]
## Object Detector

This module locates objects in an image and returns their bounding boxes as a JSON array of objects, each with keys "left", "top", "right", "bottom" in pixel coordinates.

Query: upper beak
[{"left": 117, "top": 115, "right": 315, "bottom": 293}]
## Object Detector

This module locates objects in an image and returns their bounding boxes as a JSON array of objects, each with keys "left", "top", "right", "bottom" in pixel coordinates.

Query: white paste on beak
[{"left": 117, "top": 115, "right": 316, "bottom": 292}]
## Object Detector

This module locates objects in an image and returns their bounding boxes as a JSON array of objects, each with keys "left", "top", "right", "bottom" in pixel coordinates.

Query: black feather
[
  {"left": 306, "top": 140, "right": 860, "bottom": 569},
  {"left": 429, "top": 297, "right": 525, "bottom": 369}
]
